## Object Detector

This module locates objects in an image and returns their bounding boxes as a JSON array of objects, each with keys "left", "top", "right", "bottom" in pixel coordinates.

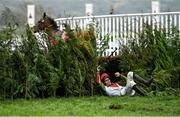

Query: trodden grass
[{"left": 0, "top": 96, "right": 179, "bottom": 116}]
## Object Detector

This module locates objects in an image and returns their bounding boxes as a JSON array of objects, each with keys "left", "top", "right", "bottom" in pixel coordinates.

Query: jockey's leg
[
  {"left": 133, "top": 73, "right": 153, "bottom": 87},
  {"left": 127, "top": 71, "right": 146, "bottom": 96}
]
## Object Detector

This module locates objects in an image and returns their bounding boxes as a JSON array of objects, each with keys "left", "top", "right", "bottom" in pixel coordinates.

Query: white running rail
[{"left": 55, "top": 12, "right": 180, "bottom": 56}]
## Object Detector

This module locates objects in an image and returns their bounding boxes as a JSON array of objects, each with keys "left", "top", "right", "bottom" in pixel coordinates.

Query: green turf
[{"left": 0, "top": 96, "right": 179, "bottom": 116}]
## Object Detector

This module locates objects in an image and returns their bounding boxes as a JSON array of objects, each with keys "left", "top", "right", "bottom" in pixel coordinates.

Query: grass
[{"left": 0, "top": 96, "right": 179, "bottom": 116}]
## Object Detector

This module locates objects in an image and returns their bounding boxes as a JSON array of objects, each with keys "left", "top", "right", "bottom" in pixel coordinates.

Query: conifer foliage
[
  {"left": 119, "top": 24, "right": 180, "bottom": 94},
  {"left": 0, "top": 25, "right": 98, "bottom": 99}
]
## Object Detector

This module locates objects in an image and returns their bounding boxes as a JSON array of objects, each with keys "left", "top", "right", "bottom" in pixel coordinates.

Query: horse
[{"left": 32, "top": 12, "right": 68, "bottom": 46}]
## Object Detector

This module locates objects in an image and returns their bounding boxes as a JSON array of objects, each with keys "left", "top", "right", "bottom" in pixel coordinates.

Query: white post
[
  {"left": 152, "top": 0, "right": 160, "bottom": 29},
  {"left": 27, "top": 4, "right": 35, "bottom": 27},
  {"left": 152, "top": 0, "right": 160, "bottom": 13},
  {"left": 85, "top": 3, "right": 93, "bottom": 16},
  {"left": 85, "top": 3, "right": 93, "bottom": 29}
]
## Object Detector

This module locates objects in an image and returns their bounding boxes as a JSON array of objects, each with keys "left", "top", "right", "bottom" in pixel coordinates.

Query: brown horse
[
  {"left": 32, "top": 12, "right": 68, "bottom": 45},
  {"left": 33, "top": 13, "right": 59, "bottom": 35}
]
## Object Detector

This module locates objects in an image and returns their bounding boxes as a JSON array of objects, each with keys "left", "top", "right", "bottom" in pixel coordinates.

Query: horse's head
[
  {"left": 32, "top": 13, "right": 70, "bottom": 43},
  {"left": 32, "top": 12, "right": 58, "bottom": 33}
]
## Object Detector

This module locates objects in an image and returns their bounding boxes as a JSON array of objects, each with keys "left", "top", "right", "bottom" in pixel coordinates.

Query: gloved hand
[
  {"left": 97, "top": 65, "right": 100, "bottom": 72},
  {"left": 115, "top": 72, "right": 121, "bottom": 77},
  {"left": 96, "top": 65, "right": 101, "bottom": 83}
]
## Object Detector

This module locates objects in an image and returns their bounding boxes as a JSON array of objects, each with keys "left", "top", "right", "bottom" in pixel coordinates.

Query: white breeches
[{"left": 126, "top": 71, "right": 136, "bottom": 88}]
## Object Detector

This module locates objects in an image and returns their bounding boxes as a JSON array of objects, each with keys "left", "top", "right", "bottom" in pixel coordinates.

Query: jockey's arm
[
  {"left": 96, "top": 72, "right": 106, "bottom": 91},
  {"left": 115, "top": 72, "right": 127, "bottom": 79},
  {"left": 96, "top": 65, "right": 105, "bottom": 91},
  {"left": 115, "top": 72, "right": 127, "bottom": 85}
]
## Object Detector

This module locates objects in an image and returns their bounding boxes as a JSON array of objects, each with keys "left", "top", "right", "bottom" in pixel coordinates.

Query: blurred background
[{"left": 1, "top": 0, "right": 180, "bottom": 27}]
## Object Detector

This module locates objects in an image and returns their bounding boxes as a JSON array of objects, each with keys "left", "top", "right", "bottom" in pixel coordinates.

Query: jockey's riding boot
[
  {"left": 133, "top": 73, "right": 153, "bottom": 87},
  {"left": 132, "top": 85, "right": 146, "bottom": 96}
]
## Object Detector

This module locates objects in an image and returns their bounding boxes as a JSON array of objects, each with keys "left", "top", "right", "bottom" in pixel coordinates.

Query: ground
[{"left": 0, "top": 96, "right": 179, "bottom": 116}]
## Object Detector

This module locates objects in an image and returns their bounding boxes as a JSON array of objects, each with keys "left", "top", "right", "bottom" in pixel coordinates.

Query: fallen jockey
[{"left": 96, "top": 66, "right": 153, "bottom": 96}]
